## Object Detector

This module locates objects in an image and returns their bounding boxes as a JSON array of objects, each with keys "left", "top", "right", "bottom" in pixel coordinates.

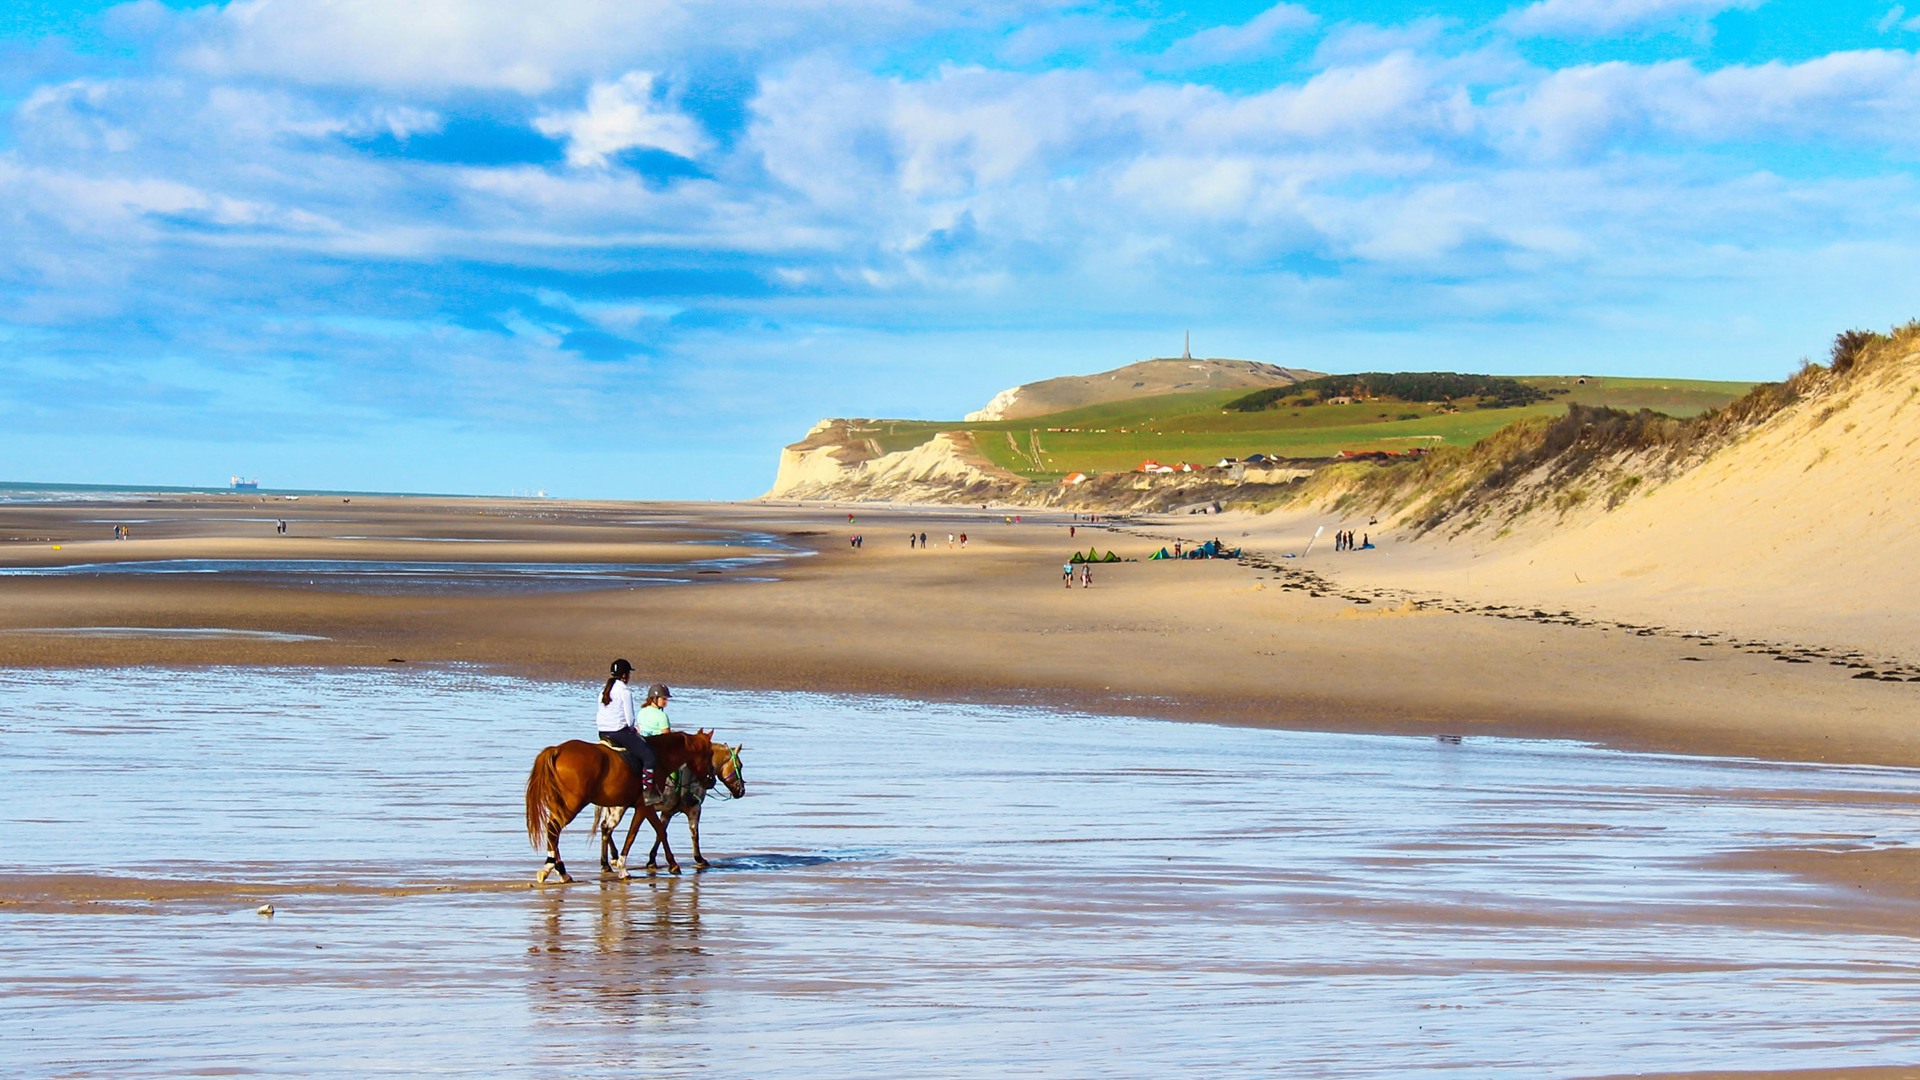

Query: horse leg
[
  {"left": 598, "top": 805, "right": 627, "bottom": 875},
  {"left": 653, "top": 808, "right": 681, "bottom": 875},
  {"left": 647, "top": 808, "right": 675, "bottom": 871},
  {"left": 688, "top": 803, "right": 709, "bottom": 870},
  {"left": 538, "top": 816, "right": 576, "bottom": 885},
  {"left": 536, "top": 798, "right": 588, "bottom": 886},
  {"left": 621, "top": 808, "right": 664, "bottom": 876}
]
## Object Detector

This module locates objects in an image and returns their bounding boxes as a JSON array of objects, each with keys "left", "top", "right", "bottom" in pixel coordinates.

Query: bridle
[{"left": 715, "top": 745, "right": 745, "bottom": 799}]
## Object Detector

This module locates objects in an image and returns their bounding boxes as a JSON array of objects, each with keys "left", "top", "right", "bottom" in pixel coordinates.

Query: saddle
[
  {"left": 599, "top": 738, "right": 671, "bottom": 806},
  {"left": 598, "top": 738, "right": 650, "bottom": 783}
]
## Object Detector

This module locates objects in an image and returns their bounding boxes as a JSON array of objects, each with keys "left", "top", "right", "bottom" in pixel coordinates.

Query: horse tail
[{"left": 524, "top": 745, "right": 563, "bottom": 851}]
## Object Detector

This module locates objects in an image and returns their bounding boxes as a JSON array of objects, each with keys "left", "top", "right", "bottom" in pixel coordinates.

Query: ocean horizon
[{"left": 0, "top": 480, "right": 524, "bottom": 503}]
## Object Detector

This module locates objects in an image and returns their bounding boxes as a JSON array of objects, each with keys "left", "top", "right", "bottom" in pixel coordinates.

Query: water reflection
[
  {"left": 528, "top": 875, "right": 705, "bottom": 1027},
  {"left": 5, "top": 666, "right": 1920, "bottom": 1078}
]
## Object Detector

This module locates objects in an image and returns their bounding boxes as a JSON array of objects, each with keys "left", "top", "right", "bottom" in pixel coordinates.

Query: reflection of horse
[
  {"left": 524, "top": 730, "right": 718, "bottom": 884},
  {"left": 596, "top": 741, "right": 745, "bottom": 876}
]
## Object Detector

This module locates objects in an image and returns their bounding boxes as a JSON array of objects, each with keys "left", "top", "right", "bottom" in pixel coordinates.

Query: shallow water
[
  {"left": 0, "top": 556, "right": 777, "bottom": 593},
  {"left": 3, "top": 667, "right": 1920, "bottom": 1078}
]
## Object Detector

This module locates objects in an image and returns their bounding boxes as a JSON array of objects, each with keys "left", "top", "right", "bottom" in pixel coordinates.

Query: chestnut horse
[
  {"left": 523, "top": 729, "right": 718, "bottom": 884},
  {"left": 596, "top": 741, "right": 745, "bottom": 875}
]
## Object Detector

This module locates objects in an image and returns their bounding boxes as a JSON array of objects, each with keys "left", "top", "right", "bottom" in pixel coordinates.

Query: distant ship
[{"left": 230, "top": 476, "right": 260, "bottom": 491}]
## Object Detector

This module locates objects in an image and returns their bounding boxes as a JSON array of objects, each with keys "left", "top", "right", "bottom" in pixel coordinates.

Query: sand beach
[
  {"left": 1, "top": 491, "right": 1911, "bottom": 768},
  {"left": 6, "top": 492, "right": 1920, "bottom": 1078}
]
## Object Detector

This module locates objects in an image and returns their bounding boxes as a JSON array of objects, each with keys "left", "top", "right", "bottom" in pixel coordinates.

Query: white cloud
[
  {"left": 1161, "top": 3, "right": 1317, "bottom": 65},
  {"left": 533, "top": 71, "right": 708, "bottom": 167},
  {"left": 168, "top": 0, "right": 1063, "bottom": 93},
  {"left": 1877, "top": 4, "right": 1920, "bottom": 32},
  {"left": 1502, "top": 0, "right": 1764, "bottom": 38},
  {"left": 1498, "top": 51, "right": 1920, "bottom": 157}
]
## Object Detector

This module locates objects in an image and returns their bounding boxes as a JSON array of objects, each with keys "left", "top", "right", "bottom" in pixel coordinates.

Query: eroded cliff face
[{"left": 766, "top": 423, "right": 1024, "bottom": 502}]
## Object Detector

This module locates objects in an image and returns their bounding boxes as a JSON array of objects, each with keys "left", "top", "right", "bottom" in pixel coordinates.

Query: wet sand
[
  {"left": 2, "top": 492, "right": 1918, "bottom": 923},
  {"left": 6, "top": 668, "right": 1920, "bottom": 1078},
  {"left": 0, "top": 493, "right": 1913, "bottom": 772}
]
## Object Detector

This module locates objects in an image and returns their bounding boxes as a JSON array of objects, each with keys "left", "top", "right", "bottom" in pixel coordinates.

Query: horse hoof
[{"left": 694, "top": 860, "right": 710, "bottom": 870}]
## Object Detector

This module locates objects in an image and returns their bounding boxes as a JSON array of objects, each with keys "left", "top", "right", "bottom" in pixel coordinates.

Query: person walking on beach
[
  {"left": 909, "top": 532, "right": 917, "bottom": 549},
  {"left": 1080, "top": 563, "right": 1093, "bottom": 588},
  {"left": 1063, "top": 562, "right": 1074, "bottom": 588},
  {"left": 948, "top": 533, "right": 955, "bottom": 548},
  {"left": 919, "top": 532, "right": 927, "bottom": 548},
  {"left": 596, "top": 659, "right": 656, "bottom": 782},
  {"left": 959, "top": 533, "right": 967, "bottom": 548},
  {"left": 1070, "top": 525, "right": 1076, "bottom": 539}
]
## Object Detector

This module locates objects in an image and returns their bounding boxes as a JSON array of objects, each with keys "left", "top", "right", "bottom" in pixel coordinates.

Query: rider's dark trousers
[{"left": 600, "top": 727, "right": 656, "bottom": 774}]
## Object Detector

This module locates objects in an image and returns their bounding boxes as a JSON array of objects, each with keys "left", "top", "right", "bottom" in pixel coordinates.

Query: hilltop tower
[{"left": 1182, "top": 331, "right": 1192, "bottom": 361}]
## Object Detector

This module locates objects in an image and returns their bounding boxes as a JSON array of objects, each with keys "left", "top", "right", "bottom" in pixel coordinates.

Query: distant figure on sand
[
  {"left": 960, "top": 533, "right": 967, "bottom": 548},
  {"left": 909, "top": 532, "right": 917, "bottom": 549},
  {"left": 1063, "top": 563, "right": 1073, "bottom": 588},
  {"left": 919, "top": 532, "right": 927, "bottom": 548},
  {"left": 948, "top": 533, "right": 955, "bottom": 548},
  {"left": 1069, "top": 525, "right": 1076, "bottom": 538},
  {"left": 1080, "top": 563, "right": 1092, "bottom": 588}
]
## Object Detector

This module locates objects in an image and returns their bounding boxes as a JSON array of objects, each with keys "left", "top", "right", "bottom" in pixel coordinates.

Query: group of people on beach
[
  {"left": 1333, "top": 530, "right": 1371, "bottom": 551},
  {"left": 905, "top": 532, "right": 965, "bottom": 548},
  {"left": 1062, "top": 562, "right": 1093, "bottom": 588},
  {"left": 595, "top": 657, "right": 674, "bottom": 789}
]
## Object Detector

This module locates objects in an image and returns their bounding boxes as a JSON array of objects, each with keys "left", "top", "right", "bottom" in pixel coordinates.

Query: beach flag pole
[{"left": 1302, "top": 525, "right": 1325, "bottom": 557}]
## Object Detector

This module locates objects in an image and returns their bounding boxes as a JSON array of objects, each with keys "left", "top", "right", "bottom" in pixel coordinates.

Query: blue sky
[{"left": 3, "top": 0, "right": 1919, "bottom": 498}]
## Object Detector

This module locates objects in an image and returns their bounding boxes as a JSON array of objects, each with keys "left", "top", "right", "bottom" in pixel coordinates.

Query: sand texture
[{"left": 0, "top": 492, "right": 1913, "bottom": 773}]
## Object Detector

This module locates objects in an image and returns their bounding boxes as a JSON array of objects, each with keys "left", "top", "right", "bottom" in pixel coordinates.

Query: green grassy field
[{"left": 857, "top": 376, "right": 1754, "bottom": 481}]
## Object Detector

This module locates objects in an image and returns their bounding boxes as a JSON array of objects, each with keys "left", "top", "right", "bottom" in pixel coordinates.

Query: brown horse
[
  {"left": 596, "top": 740, "right": 745, "bottom": 875},
  {"left": 523, "top": 729, "right": 718, "bottom": 884}
]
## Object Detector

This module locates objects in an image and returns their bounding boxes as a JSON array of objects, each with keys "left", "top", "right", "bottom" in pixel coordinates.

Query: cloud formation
[
  {"left": 1501, "top": 0, "right": 1765, "bottom": 38},
  {"left": 2, "top": 0, "right": 1917, "bottom": 496},
  {"left": 534, "top": 72, "right": 710, "bottom": 166}
]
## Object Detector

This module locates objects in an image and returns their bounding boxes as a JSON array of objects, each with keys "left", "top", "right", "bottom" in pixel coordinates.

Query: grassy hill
[{"left": 849, "top": 375, "right": 1753, "bottom": 482}]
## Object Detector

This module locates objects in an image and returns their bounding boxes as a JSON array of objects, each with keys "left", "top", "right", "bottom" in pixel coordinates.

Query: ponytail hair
[{"left": 601, "top": 677, "right": 617, "bottom": 706}]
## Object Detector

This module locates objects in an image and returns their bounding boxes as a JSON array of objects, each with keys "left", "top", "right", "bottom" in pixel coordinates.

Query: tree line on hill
[{"left": 1224, "top": 372, "right": 1551, "bottom": 412}]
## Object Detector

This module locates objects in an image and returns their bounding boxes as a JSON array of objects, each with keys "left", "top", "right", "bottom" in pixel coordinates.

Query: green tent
[
  {"left": 1101, "top": 550, "right": 1122, "bottom": 563},
  {"left": 1148, "top": 547, "right": 1170, "bottom": 560},
  {"left": 1069, "top": 551, "right": 1087, "bottom": 563}
]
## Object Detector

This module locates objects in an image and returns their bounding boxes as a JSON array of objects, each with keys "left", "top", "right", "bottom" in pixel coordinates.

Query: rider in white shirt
[{"left": 595, "top": 658, "right": 656, "bottom": 777}]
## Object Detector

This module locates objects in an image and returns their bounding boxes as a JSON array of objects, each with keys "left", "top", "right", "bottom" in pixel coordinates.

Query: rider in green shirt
[{"left": 637, "top": 683, "right": 672, "bottom": 736}]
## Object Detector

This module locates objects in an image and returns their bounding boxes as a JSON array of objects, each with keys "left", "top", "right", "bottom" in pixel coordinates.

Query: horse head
[
  {"left": 684, "top": 729, "right": 719, "bottom": 788},
  {"left": 711, "top": 741, "right": 746, "bottom": 799}
]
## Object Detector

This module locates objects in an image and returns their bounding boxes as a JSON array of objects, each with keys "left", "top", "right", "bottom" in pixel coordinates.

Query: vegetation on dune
[
  {"left": 959, "top": 375, "right": 1747, "bottom": 480},
  {"left": 1295, "top": 320, "right": 1920, "bottom": 535},
  {"left": 1225, "top": 372, "right": 1551, "bottom": 413}
]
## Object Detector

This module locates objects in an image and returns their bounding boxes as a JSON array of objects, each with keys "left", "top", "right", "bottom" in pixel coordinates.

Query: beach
[
  {"left": 1, "top": 491, "right": 1912, "bottom": 769},
  {"left": 7, "top": 492, "right": 1920, "bottom": 1079}
]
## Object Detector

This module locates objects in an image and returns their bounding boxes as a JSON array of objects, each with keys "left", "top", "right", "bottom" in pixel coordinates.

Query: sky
[{"left": 3, "top": 0, "right": 1919, "bottom": 498}]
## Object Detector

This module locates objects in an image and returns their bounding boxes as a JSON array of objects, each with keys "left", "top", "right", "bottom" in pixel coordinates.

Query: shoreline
[
  {"left": 0, "top": 494, "right": 1914, "bottom": 770},
  {"left": 6, "top": 492, "right": 1920, "bottom": 922}
]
